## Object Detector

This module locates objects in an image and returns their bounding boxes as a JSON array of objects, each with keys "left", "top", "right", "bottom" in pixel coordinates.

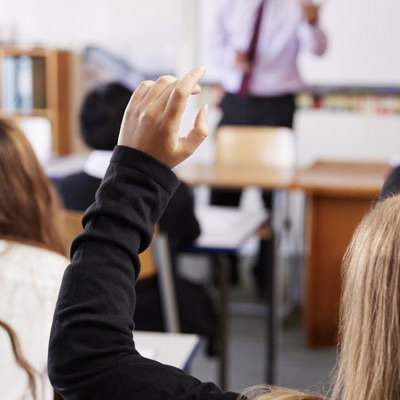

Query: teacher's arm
[{"left": 298, "top": 0, "right": 328, "bottom": 56}]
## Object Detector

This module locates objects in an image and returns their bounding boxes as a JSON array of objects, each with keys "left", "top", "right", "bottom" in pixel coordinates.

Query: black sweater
[
  {"left": 56, "top": 169, "right": 200, "bottom": 250},
  {"left": 48, "top": 146, "right": 238, "bottom": 400}
]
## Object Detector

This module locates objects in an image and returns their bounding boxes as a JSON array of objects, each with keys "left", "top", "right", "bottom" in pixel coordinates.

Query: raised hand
[{"left": 118, "top": 65, "right": 208, "bottom": 169}]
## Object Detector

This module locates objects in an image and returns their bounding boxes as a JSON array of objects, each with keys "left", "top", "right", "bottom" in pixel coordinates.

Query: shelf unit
[
  {"left": 0, "top": 46, "right": 72, "bottom": 155},
  {"left": 296, "top": 86, "right": 400, "bottom": 115}
]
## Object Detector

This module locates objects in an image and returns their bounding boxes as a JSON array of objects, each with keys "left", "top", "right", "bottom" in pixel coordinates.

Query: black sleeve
[
  {"left": 159, "top": 182, "right": 201, "bottom": 249},
  {"left": 380, "top": 166, "right": 400, "bottom": 201},
  {"left": 48, "top": 146, "right": 237, "bottom": 400}
]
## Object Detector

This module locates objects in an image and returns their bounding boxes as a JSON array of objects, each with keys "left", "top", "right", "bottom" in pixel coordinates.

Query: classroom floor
[{"left": 186, "top": 257, "right": 337, "bottom": 395}]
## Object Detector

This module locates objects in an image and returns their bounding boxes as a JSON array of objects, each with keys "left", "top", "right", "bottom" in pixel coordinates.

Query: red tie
[{"left": 239, "top": 0, "right": 266, "bottom": 97}]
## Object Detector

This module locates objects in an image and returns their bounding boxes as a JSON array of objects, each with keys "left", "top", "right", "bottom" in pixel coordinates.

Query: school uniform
[
  {"left": 56, "top": 150, "right": 218, "bottom": 350},
  {"left": 49, "top": 146, "right": 238, "bottom": 400},
  {"left": 56, "top": 150, "right": 200, "bottom": 250}
]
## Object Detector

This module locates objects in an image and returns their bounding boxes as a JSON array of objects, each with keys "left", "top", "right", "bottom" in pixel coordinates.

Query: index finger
[{"left": 164, "top": 65, "right": 206, "bottom": 125}]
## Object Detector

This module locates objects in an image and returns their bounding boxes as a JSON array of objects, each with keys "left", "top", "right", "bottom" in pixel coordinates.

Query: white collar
[{"left": 83, "top": 150, "right": 113, "bottom": 179}]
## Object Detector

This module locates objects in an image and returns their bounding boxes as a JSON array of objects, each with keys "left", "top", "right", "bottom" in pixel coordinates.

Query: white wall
[
  {"left": 198, "top": 0, "right": 400, "bottom": 86},
  {"left": 0, "top": 0, "right": 188, "bottom": 74},
  {"left": 299, "top": 0, "right": 400, "bottom": 86},
  {"left": 295, "top": 110, "right": 400, "bottom": 166}
]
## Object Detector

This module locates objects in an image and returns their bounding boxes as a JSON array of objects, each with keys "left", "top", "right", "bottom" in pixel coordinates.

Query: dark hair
[{"left": 80, "top": 82, "right": 133, "bottom": 150}]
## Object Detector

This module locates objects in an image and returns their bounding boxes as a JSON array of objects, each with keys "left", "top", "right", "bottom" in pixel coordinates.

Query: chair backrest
[
  {"left": 215, "top": 125, "right": 295, "bottom": 168},
  {"left": 61, "top": 210, "right": 157, "bottom": 280},
  {"left": 61, "top": 210, "right": 180, "bottom": 332}
]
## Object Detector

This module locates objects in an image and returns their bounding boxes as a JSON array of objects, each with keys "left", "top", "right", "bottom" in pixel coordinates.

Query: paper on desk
[
  {"left": 136, "top": 345, "right": 157, "bottom": 360},
  {"left": 194, "top": 206, "right": 268, "bottom": 250}
]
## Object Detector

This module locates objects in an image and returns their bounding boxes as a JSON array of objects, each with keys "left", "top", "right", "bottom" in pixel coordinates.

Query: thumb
[{"left": 179, "top": 105, "right": 209, "bottom": 159}]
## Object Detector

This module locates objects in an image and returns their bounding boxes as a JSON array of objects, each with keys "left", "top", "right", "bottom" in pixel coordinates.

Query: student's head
[
  {"left": 239, "top": 386, "right": 325, "bottom": 400},
  {"left": 331, "top": 194, "right": 400, "bottom": 400},
  {"left": 0, "top": 118, "right": 65, "bottom": 255},
  {"left": 242, "top": 195, "right": 400, "bottom": 400},
  {"left": 80, "top": 82, "right": 133, "bottom": 150}
]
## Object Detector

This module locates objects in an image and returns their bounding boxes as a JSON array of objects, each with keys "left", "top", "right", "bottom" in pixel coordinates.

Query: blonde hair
[
  {"left": 239, "top": 385, "right": 326, "bottom": 400},
  {"left": 241, "top": 194, "right": 400, "bottom": 400},
  {"left": 331, "top": 194, "right": 400, "bottom": 400}
]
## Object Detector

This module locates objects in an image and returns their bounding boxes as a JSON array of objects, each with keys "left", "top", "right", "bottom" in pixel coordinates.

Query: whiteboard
[{"left": 197, "top": 0, "right": 400, "bottom": 87}]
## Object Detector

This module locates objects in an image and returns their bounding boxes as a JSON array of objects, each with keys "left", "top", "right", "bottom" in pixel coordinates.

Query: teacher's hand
[
  {"left": 235, "top": 50, "right": 252, "bottom": 73},
  {"left": 118, "top": 65, "right": 208, "bottom": 169},
  {"left": 300, "top": 0, "right": 321, "bottom": 25}
]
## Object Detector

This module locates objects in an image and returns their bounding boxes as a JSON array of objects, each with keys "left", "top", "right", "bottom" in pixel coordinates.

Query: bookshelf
[
  {"left": 296, "top": 86, "right": 400, "bottom": 115},
  {"left": 199, "top": 83, "right": 400, "bottom": 116},
  {"left": 0, "top": 47, "right": 72, "bottom": 155}
]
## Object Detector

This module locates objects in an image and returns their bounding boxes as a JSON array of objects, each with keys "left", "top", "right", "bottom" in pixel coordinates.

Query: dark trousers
[
  {"left": 211, "top": 92, "right": 295, "bottom": 294},
  {"left": 219, "top": 92, "right": 295, "bottom": 128}
]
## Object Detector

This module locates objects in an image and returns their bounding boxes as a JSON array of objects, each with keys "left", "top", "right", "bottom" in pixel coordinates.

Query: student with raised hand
[
  {"left": 48, "top": 66, "right": 237, "bottom": 400},
  {"left": 49, "top": 65, "right": 400, "bottom": 400},
  {"left": 57, "top": 82, "right": 217, "bottom": 347}
]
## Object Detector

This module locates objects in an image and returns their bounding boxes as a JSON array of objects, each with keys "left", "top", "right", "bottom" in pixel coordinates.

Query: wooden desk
[
  {"left": 296, "top": 161, "right": 391, "bottom": 347},
  {"left": 176, "top": 163, "right": 295, "bottom": 190},
  {"left": 176, "top": 162, "right": 294, "bottom": 385}
]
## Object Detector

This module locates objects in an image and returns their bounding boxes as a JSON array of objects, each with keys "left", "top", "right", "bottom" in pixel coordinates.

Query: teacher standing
[
  {"left": 211, "top": 0, "right": 327, "bottom": 290},
  {"left": 213, "top": 0, "right": 327, "bottom": 128}
]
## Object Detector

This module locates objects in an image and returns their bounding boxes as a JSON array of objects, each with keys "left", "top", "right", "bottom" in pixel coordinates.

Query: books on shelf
[
  {"left": 296, "top": 91, "right": 400, "bottom": 115},
  {"left": 199, "top": 83, "right": 400, "bottom": 115},
  {"left": 1, "top": 55, "right": 46, "bottom": 113}
]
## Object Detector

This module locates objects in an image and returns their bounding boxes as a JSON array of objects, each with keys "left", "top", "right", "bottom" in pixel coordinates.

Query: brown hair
[
  {"left": 0, "top": 320, "right": 37, "bottom": 399},
  {"left": 242, "top": 194, "right": 400, "bottom": 400},
  {"left": 0, "top": 118, "right": 66, "bottom": 255}
]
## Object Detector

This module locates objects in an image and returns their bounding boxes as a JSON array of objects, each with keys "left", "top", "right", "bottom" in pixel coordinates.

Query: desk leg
[
  {"left": 266, "top": 232, "right": 277, "bottom": 384},
  {"left": 266, "top": 190, "right": 284, "bottom": 384},
  {"left": 218, "top": 254, "right": 230, "bottom": 390}
]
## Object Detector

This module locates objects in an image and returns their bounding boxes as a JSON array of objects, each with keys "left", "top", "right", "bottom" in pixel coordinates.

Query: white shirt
[
  {"left": 0, "top": 241, "right": 68, "bottom": 400},
  {"left": 212, "top": 0, "right": 327, "bottom": 96},
  {"left": 83, "top": 150, "right": 113, "bottom": 179}
]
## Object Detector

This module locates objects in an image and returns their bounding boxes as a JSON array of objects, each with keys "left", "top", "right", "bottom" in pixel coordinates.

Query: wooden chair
[
  {"left": 60, "top": 210, "right": 179, "bottom": 332},
  {"left": 215, "top": 125, "right": 295, "bottom": 168},
  {"left": 215, "top": 125, "right": 295, "bottom": 239},
  {"left": 61, "top": 210, "right": 157, "bottom": 280}
]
